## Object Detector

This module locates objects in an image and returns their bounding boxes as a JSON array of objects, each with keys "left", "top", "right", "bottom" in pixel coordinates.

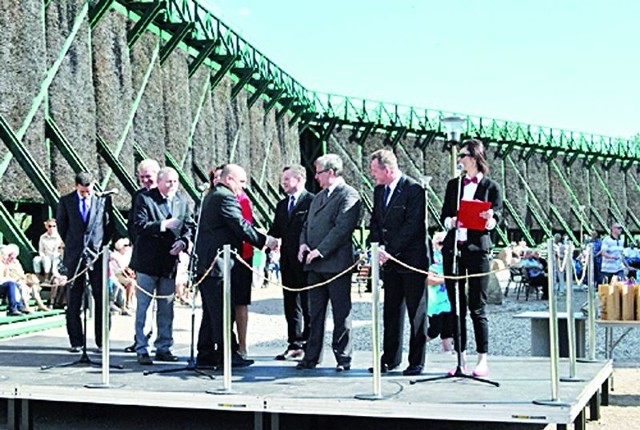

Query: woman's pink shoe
[
  {"left": 472, "top": 364, "right": 489, "bottom": 377},
  {"left": 447, "top": 366, "right": 467, "bottom": 376}
]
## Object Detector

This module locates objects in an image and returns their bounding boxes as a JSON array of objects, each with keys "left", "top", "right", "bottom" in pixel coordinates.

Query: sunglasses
[{"left": 457, "top": 152, "right": 472, "bottom": 159}]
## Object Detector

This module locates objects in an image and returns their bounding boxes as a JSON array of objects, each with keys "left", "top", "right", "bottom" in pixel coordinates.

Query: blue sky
[{"left": 203, "top": 0, "right": 638, "bottom": 138}]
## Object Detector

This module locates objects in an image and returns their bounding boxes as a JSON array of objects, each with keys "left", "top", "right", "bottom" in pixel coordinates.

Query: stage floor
[{"left": 0, "top": 331, "right": 611, "bottom": 430}]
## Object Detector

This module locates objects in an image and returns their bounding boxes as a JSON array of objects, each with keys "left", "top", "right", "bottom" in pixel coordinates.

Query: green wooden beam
[
  {"left": 96, "top": 134, "right": 138, "bottom": 196},
  {"left": 249, "top": 177, "right": 277, "bottom": 213},
  {"left": 159, "top": 22, "right": 194, "bottom": 64},
  {"left": 231, "top": 68, "right": 256, "bottom": 99},
  {"left": 210, "top": 54, "right": 239, "bottom": 90},
  {"left": 127, "top": 1, "right": 166, "bottom": 49},
  {"left": 0, "top": 115, "right": 58, "bottom": 207},
  {"left": 188, "top": 39, "right": 217, "bottom": 78},
  {"left": 89, "top": 0, "right": 116, "bottom": 29},
  {"left": 247, "top": 79, "right": 271, "bottom": 108},
  {"left": 263, "top": 88, "right": 286, "bottom": 116}
]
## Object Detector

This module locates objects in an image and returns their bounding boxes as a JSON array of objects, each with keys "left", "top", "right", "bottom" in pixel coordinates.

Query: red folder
[{"left": 457, "top": 199, "right": 492, "bottom": 231}]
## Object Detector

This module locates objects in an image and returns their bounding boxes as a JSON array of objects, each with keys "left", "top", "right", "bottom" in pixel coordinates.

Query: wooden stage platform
[{"left": 0, "top": 333, "right": 612, "bottom": 430}]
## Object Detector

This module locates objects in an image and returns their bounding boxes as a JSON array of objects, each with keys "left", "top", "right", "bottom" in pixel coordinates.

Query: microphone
[
  {"left": 197, "top": 183, "right": 210, "bottom": 192},
  {"left": 456, "top": 163, "right": 465, "bottom": 177},
  {"left": 96, "top": 188, "right": 119, "bottom": 197}
]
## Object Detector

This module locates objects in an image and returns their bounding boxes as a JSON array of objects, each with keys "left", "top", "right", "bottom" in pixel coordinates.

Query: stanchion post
[
  {"left": 355, "top": 243, "right": 386, "bottom": 400},
  {"left": 534, "top": 239, "right": 568, "bottom": 406},
  {"left": 578, "top": 244, "right": 599, "bottom": 363},
  {"left": 209, "top": 245, "right": 237, "bottom": 395},
  {"left": 85, "top": 246, "right": 123, "bottom": 389},
  {"left": 561, "top": 243, "right": 584, "bottom": 381}
]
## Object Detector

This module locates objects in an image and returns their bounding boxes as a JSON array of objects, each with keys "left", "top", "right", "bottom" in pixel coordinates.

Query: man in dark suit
[
  {"left": 56, "top": 171, "right": 114, "bottom": 351},
  {"left": 440, "top": 138, "right": 502, "bottom": 377},
  {"left": 368, "top": 149, "right": 429, "bottom": 376},
  {"left": 268, "top": 164, "right": 314, "bottom": 360},
  {"left": 296, "top": 154, "right": 362, "bottom": 372},
  {"left": 132, "top": 167, "right": 195, "bottom": 365},
  {"left": 124, "top": 158, "right": 159, "bottom": 353},
  {"left": 195, "top": 164, "right": 277, "bottom": 369}
]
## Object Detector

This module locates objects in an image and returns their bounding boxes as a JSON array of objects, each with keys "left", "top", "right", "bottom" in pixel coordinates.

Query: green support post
[
  {"left": 127, "top": 1, "right": 166, "bottom": 49},
  {"left": 89, "top": 0, "right": 116, "bottom": 29},
  {"left": 159, "top": 22, "right": 194, "bottom": 64}
]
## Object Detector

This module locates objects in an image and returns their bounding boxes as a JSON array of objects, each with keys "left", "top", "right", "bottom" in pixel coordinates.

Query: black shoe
[
  {"left": 336, "top": 363, "right": 351, "bottom": 372},
  {"left": 231, "top": 353, "right": 254, "bottom": 368},
  {"left": 68, "top": 346, "right": 82, "bottom": 353},
  {"left": 137, "top": 353, "right": 153, "bottom": 365},
  {"left": 196, "top": 358, "right": 217, "bottom": 370},
  {"left": 155, "top": 351, "right": 179, "bottom": 362},
  {"left": 368, "top": 363, "right": 397, "bottom": 374},
  {"left": 402, "top": 365, "right": 424, "bottom": 376},
  {"left": 124, "top": 343, "right": 136, "bottom": 353},
  {"left": 296, "top": 360, "right": 317, "bottom": 370},
  {"left": 8, "top": 310, "right": 24, "bottom": 317}
]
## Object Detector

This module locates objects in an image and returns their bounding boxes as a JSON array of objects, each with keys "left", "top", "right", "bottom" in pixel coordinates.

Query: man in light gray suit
[{"left": 296, "top": 154, "right": 362, "bottom": 371}]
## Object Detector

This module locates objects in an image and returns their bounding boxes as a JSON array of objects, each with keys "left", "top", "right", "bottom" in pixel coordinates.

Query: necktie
[
  {"left": 287, "top": 195, "right": 295, "bottom": 216},
  {"left": 80, "top": 198, "right": 88, "bottom": 222},
  {"left": 463, "top": 176, "right": 478, "bottom": 186},
  {"left": 383, "top": 185, "right": 391, "bottom": 207}
]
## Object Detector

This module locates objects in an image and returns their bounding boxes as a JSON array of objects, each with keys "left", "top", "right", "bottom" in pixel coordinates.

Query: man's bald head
[{"left": 220, "top": 164, "right": 247, "bottom": 195}]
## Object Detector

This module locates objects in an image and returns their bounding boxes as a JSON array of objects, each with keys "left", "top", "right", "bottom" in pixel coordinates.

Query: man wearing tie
[
  {"left": 56, "top": 172, "right": 114, "bottom": 351},
  {"left": 132, "top": 167, "right": 195, "bottom": 365},
  {"left": 368, "top": 149, "right": 428, "bottom": 376},
  {"left": 296, "top": 154, "right": 362, "bottom": 371},
  {"left": 268, "top": 165, "right": 314, "bottom": 360},
  {"left": 440, "top": 139, "right": 502, "bottom": 377}
]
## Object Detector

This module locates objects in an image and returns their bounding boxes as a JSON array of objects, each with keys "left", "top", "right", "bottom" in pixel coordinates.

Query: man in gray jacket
[{"left": 296, "top": 154, "right": 362, "bottom": 372}]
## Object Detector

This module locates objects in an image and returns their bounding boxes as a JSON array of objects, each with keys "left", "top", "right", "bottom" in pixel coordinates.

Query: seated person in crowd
[
  {"left": 32, "top": 219, "right": 64, "bottom": 280},
  {"left": 109, "top": 238, "right": 137, "bottom": 311},
  {"left": 0, "top": 244, "right": 49, "bottom": 315},
  {"left": 518, "top": 249, "right": 549, "bottom": 300},
  {"left": 623, "top": 240, "right": 640, "bottom": 278}
]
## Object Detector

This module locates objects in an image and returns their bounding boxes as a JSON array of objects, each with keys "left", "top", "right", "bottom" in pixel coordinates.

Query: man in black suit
[
  {"left": 56, "top": 171, "right": 114, "bottom": 351},
  {"left": 296, "top": 154, "right": 362, "bottom": 372},
  {"left": 124, "top": 158, "right": 159, "bottom": 353},
  {"left": 132, "top": 167, "right": 195, "bottom": 365},
  {"left": 368, "top": 149, "right": 428, "bottom": 376},
  {"left": 440, "top": 138, "right": 502, "bottom": 377},
  {"left": 195, "top": 164, "right": 277, "bottom": 369},
  {"left": 267, "top": 164, "right": 314, "bottom": 360}
]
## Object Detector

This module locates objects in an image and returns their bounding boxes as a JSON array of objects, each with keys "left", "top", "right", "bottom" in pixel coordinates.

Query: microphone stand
[
  {"left": 143, "top": 188, "right": 213, "bottom": 378},
  {"left": 42, "top": 195, "right": 122, "bottom": 371},
  {"left": 411, "top": 172, "right": 498, "bottom": 387}
]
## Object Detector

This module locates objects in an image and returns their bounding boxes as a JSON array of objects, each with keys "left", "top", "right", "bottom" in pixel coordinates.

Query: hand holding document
[{"left": 457, "top": 200, "right": 492, "bottom": 231}]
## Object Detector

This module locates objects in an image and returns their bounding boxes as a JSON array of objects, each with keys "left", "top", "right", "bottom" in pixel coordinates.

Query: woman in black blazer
[{"left": 439, "top": 139, "right": 502, "bottom": 377}]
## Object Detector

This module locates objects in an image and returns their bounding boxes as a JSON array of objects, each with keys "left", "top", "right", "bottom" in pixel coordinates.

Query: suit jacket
[
  {"left": 268, "top": 190, "right": 314, "bottom": 284},
  {"left": 56, "top": 191, "right": 114, "bottom": 276},
  {"left": 127, "top": 187, "right": 148, "bottom": 271},
  {"left": 300, "top": 181, "right": 362, "bottom": 274},
  {"left": 440, "top": 175, "right": 502, "bottom": 254},
  {"left": 368, "top": 175, "right": 428, "bottom": 273},
  {"left": 195, "top": 183, "right": 266, "bottom": 277},
  {"left": 132, "top": 188, "right": 195, "bottom": 277}
]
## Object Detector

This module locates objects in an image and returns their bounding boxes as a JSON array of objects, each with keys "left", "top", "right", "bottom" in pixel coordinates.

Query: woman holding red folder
[{"left": 440, "top": 139, "right": 502, "bottom": 377}]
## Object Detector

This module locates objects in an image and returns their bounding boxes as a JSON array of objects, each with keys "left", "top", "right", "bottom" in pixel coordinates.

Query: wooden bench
[{"left": 514, "top": 311, "right": 586, "bottom": 358}]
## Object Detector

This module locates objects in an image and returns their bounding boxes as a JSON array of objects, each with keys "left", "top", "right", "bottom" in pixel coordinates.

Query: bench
[{"left": 514, "top": 311, "right": 586, "bottom": 358}]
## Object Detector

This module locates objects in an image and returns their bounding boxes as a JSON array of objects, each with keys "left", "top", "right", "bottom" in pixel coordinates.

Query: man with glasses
[
  {"left": 367, "top": 149, "right": 429, "bottom": 376},
  {"left": 296, "top": 154, "right": 362, "bottom": 372}
]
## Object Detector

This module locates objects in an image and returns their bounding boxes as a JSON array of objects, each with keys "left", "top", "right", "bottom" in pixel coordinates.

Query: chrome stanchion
[
  {"left": 209, "top": 245, "right": 237, "bottom": 395},
  {"left": 534, "top": 239, "right": 569, "bottom": 406},
  {"left": 561, "top": 243, "right": 585, "bottom": 382},
  {"left": 86, "top": 245, "right": 123, "bottom": 389},
  {"left": 579, "top": 244, "right": 599, "bottom": 363},
  {"left": 356, "top": 243, "right": 387, "bottom": 400}
]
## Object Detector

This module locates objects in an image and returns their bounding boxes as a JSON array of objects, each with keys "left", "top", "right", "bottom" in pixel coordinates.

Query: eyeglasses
[
  {"left": 315, "top": 168, "right": 330, "bottom": 176},
  {"left": 457, "top": 152, "right": 472, "bottom": 159},
  {"left": 123, "top": 243, "right": 131, "bottom": 247},
  {"left": 614, "top": 226, "right": 623, "bottom": 230}
]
